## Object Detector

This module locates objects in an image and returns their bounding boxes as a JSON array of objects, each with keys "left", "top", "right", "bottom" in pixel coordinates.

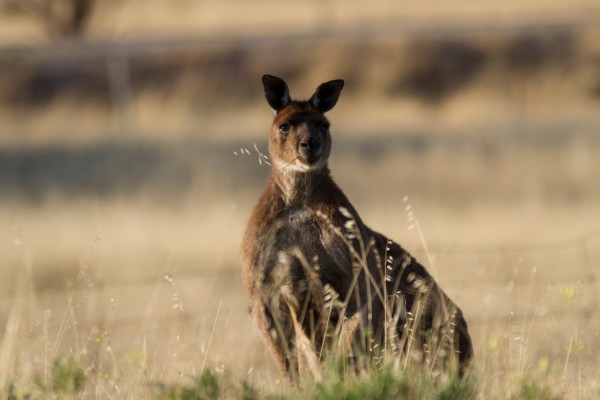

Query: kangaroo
[{"left": 241, "top": 75, "right": 473, "bottom": 381}]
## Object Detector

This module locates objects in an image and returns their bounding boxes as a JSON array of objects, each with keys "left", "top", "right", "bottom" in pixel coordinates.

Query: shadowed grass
[
  {"left": 150, "top": 361, "right": 569, "bottom": 400},
  {"left": 300, "top": 362, "right": 474, "bottom": 400},
  {"left": 155, "top": 369, "right": 259, "bottom": 400},
  {"left": 2, "top": 350, "right": 571, "bottom": 399}
]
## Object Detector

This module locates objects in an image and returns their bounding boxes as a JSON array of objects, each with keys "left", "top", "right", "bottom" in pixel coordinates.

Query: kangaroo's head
[{"left": 262, "top": 75, "right": 344, "bottom": 173}]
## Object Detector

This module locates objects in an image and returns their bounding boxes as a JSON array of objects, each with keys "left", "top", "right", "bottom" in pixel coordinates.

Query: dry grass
[{"left": 1, "top": 190, "right": 599, "bottom": 397}]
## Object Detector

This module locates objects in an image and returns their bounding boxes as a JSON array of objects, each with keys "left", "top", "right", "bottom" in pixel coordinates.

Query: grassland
[
  {"left": 1, "top": 1, "right": 600, "bottom": 398},
  {"left": 2, "top": 189, "right": 600, "bottom": 398}
]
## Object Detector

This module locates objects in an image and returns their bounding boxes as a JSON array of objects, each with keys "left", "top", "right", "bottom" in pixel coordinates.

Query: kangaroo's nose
[{"left": 299, "top": 138, "right": 322, "bottom": 159}]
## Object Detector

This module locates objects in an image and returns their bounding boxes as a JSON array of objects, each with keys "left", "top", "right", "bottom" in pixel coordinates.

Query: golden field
[{"left": 1, "top": 1, "right": 600, "bottom": 398}]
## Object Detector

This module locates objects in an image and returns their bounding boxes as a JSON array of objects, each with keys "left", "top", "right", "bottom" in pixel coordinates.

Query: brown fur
[{"left": 241, "top": 75, "right": 473, "bottom": 380}]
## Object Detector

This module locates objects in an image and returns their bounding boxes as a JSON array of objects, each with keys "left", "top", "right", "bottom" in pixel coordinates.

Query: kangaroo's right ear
[
  {"left": 310, "top": 79, "right": 344, "bottom": 113},
  {"left": 262, "top": 74, "right": 291, "bottom": 112}
]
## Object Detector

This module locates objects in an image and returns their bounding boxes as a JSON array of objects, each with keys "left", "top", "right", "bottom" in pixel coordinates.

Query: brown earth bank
[{"left": 1, "top": 26, "right": 599, "bottom": 110}]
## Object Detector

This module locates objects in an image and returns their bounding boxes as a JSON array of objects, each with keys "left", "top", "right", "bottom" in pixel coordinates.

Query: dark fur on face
[{"left": 269, "top": 102, "right": 332, "bottom": 173}]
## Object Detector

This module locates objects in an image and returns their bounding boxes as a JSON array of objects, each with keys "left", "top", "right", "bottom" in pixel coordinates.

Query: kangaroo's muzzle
[{"left": 298, "top": 137, "right": 322, "bottom": 162}]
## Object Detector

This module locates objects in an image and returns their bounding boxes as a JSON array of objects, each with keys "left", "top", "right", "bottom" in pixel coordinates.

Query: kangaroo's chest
[
  {"left": 273, "top": 207, "right": 325, "bottom": 255},
  {"left": 256, "top": 206, "right": 332, "bottom": 276},
  {"left": 256, "top": 203, "right": 354, "bottom": 302}
]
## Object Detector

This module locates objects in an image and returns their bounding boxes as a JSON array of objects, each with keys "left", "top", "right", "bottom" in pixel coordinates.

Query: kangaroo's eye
[{"left": 279, "top": 124, "right": 290, "bottom": 135}]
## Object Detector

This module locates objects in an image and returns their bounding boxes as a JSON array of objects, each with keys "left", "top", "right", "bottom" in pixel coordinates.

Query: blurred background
[{"left": 1, "top": 0, "right": 599, "bottom": 396}]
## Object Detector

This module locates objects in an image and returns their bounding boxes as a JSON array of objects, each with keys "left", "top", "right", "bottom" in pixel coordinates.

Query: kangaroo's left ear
[
  {"left": 262, "top": 74, "right": 291, "bottom": 112},
  {"left": 310, "top": 79, "right": 344, "bottom": 113}
]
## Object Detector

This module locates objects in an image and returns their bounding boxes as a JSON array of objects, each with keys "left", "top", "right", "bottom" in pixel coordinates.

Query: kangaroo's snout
[{"left": 298, "top": 135, "right": 322, "bottom": 161}]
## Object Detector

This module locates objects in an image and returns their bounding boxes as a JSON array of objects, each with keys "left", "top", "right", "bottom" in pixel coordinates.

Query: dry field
[{"left": 1, "top": 1, "right": 600, "bottom": 398}]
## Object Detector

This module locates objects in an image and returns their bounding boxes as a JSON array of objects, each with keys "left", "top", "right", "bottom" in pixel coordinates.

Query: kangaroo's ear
[
  {"left": 310, "top": 79, "right": 344, "bottom": 113},
  {"left": 262, "top": 74, "right": 291, "bottom": 112}
]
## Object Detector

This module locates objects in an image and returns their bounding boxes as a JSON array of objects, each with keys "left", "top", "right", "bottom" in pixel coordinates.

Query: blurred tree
[
  {"left": 41, "top": 0, "right": 95, "bottom": 36},
  {"left": 1, "top": 0, "right": 95, "bottom": 37}
]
